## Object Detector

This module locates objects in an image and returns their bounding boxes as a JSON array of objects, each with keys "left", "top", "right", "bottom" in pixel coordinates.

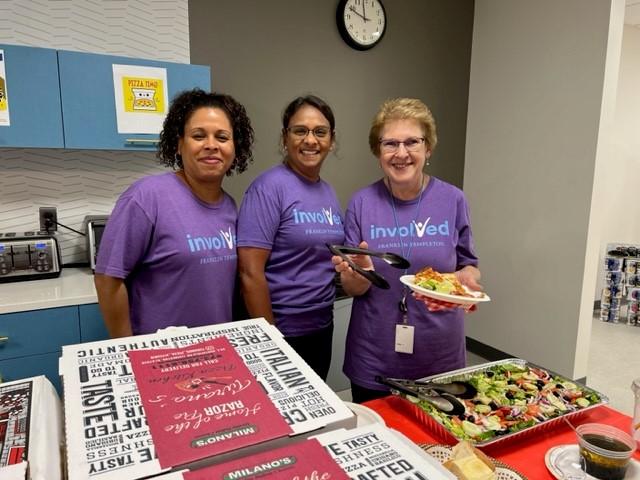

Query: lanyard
[{"left": 388, "top": 175, "right": 426, "bottom": 322}]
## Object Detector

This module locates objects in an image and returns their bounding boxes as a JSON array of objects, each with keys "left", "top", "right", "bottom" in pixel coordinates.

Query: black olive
[
  {"left": 536, "top": 380, "right": 545, "bottom": 389},
  {"left": 486, "top": 371, "right": 495, "bottom": 378},
  {"left": 505, "top": 391, "right": 514, "bottom": 400},
  {"left": 553, "top": 391, "right": 562, "bottom": 398},
  {"left": 490, "top": 401, "right": 500, "bottom": 410},
  {"left": 495, "top": 429, "right": 509, "bottom": 435},
  {"left": 556, "top": 383, "right": 564, "bottom": 389}
]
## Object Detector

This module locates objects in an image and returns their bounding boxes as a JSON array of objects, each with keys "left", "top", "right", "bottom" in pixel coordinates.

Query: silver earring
[{"left": 426, "top": 161, "right": 430, "bottom": 166}]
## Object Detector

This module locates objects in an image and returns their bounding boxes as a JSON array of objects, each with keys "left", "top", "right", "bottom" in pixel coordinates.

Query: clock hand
[
  {"left": 362, "top": 0, "right": 369, "bottom": 23},
  {"left": 348, "top": 5, "right": 366, "bottom": 21}
]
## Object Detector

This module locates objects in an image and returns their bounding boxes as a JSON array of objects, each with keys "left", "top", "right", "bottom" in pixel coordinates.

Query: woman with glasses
[
  {"left": 237, "top": 95, "right": 344, "bottom": 380},
  {"left": 332, "top": 98, "right": 482, "bottom": 403}
]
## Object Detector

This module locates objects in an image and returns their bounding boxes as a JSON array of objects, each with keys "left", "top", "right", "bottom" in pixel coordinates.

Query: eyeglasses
[
  {"left": 379, "top": 137, "right": 425, "bottom": 153},
  {"left": 287, "top": 125, "right": 332, "bottom": 139}
]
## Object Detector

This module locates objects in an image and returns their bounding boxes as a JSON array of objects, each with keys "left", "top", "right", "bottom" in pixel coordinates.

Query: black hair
[
  {"left": 281, "top": 95, "right": 336, "bottom": 134},
  {"left": 157, "top": 88, "right": 254, "bottom": 176}
]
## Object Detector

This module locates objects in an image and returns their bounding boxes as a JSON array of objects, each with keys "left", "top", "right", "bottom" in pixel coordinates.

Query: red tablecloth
[{"left": 365, "top": 396, "right": 640, "bottom": 479}]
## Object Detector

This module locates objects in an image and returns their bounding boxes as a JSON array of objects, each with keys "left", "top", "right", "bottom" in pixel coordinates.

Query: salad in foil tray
[{"left": 407, "top": 362, "right": 602, "bottom": 443}]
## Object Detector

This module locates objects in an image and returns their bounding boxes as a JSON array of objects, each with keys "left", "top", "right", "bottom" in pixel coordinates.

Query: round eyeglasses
[
  {"left": 287, "top": 125, "right": 332, "bottom": 139},
  {"left": 379, "top": 137, "right": 425, "bottom": 153}
]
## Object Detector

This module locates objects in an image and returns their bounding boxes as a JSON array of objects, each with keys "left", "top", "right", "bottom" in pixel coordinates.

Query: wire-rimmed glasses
[
  {"left": 287, "top": 125, "right": 332, "bottom": 139},
  {"left": 379, "top": 137, "right": 425, "bottom": 153}
]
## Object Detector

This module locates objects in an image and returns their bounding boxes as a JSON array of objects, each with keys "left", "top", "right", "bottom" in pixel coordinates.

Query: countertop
[{"left": 0, "top": 268, "right": 98, "bottom": 314}]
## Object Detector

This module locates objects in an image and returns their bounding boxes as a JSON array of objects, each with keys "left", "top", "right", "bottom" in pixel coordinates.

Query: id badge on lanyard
[{"left": 395, "top": 293, "right": 414, "bottom": 354}]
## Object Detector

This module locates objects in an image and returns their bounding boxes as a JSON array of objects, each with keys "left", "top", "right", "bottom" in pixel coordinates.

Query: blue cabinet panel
[
  {"left": 58, "top": 50, "right": 211, "bottom": 150},
  {"left": 79, "top": 303, "right": 109, "bottom": 342},
  {"left": 0, "top": 306, "right": 79, "bottom": 360},
  {"left": 0, "top": 352, "right": 62, "bottom": 394},
  {"left": 0, "top": 44, "right": 64, "bottom": 148}
]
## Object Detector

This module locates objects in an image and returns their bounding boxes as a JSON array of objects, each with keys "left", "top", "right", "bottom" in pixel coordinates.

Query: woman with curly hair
[{"left": 95, "top": 89, "right": 254, "bottom": 337}]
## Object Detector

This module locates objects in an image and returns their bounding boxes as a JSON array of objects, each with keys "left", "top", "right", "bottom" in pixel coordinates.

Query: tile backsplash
[{"left": 0, "top": 149, "right": 165, "bottom": 264}]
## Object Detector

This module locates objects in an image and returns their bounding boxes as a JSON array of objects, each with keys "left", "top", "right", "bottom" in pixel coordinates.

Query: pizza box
[
  {"left": 59, "top": 318, "right": 355, "bottom": 480},
  {"left": 0, "top": 375, "right": 63, "bottom": 480},
  {"left": 154, "top": 423, "right": 455, "bottom": 480}
]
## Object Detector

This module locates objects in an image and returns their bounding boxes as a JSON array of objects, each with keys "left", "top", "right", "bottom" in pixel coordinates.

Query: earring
[{"left": 426, "top": 161, "right": 430, "bottom": 166}]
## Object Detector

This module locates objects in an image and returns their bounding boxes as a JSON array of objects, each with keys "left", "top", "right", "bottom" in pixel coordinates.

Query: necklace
[{"left": 388, "top": 174, "right": 426, "bottom": 323}]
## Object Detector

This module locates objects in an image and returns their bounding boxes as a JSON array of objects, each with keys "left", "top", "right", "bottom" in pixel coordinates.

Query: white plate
[
  {"left": 400, "top": 274, "right": 491, "bottom": 305},
  {"left": 545, "top": 444, "right": 640, "bottom": 480},
  {"left": 343, "top": 401, "right": 385, "bottom": 427},
  {"left": 421, "top": 444, "right": 527, "bottom": 480}
]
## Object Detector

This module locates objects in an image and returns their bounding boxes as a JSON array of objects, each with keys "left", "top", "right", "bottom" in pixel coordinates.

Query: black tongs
[
  {"left": 376, "top": 376, "right": 476, "bottom": 416},
  {"left": 327, "top": 244, "right": 410, "bottom": 290}
]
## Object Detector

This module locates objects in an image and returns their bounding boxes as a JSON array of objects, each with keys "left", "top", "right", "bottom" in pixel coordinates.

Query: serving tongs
[
  {"left": 376, "top": 376, "right": 474, "bottom": 416},
  {"left": 327, "top": 244, "right": 410, "bottom": 290}
]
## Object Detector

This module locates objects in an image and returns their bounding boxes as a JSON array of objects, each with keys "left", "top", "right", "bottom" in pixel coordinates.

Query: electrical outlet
[{"left": 39, "top": 206, "right": 58, "bottom": 232}]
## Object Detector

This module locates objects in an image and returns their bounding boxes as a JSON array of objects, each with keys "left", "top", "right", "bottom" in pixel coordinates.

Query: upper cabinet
[
  {"left": 0, "top": 44, "right": 65, "bottom": 148},
  {"left": 0, "top": 44, "right": 211, "bottom": 150},
  {"left": 58, "top": 50, "right": 211, "bottom": 150}
]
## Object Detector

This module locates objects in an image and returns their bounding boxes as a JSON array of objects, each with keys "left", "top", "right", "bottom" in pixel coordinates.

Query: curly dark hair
[{"left": 157, "top": 89, "right": 254, "bottom": 176}]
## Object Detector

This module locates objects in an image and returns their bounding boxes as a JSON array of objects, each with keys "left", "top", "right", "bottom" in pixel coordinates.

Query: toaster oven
[
  {"left": 83, "top": 215, "right": 109, "bottom": 271},
  {"left": 0, "top": 233, "right": 61, "bottom": 282}
]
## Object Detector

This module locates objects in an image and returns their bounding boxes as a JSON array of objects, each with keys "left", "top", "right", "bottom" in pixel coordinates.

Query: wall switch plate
[{"left": 39, "top": 206, "right": 58, "bottom": 232}]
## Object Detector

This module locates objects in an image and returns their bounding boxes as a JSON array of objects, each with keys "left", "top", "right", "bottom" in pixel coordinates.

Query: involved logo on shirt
[
  {"left": 186, "top": 227, "right": 236, "bottom": 252},
  {"left": 293, "top": 207, "right": 342, "bottom": 226},
  {"left": 369, "top": 218, "right": 449, "bottom": 240}
]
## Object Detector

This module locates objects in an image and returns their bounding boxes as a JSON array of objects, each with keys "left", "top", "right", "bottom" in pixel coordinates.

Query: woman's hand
[
  {"left": 332, "top": 241, "right": 374, "bottom": 296},
  {"left": 455, "top": 265, "right": 482, "bottom": 291}
]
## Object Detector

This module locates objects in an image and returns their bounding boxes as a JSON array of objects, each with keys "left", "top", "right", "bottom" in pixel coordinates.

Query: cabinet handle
[
  {"left": 0, "top": 336, "right": 8, "bottom": 343},
  {"left": 125, "top": 138, "right": 160, "bottom": 145}
]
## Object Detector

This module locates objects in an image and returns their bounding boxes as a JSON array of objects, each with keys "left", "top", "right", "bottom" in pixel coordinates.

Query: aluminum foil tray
[{"left": 395, "top": 358, "right": 609, "bottom": 448}]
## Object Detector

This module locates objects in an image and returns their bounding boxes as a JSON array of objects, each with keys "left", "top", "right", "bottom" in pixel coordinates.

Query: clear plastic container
[
  {"left": 576, "top": 423, "right": 635, "bottom": 479},
  {"left": 633, "top": 378, "right": 640, "bottom": 448}
]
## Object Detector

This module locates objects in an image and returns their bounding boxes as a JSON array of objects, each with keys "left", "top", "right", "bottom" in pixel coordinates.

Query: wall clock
[{"left": 336, "top": 0, "right": 387, "bottom": 51}]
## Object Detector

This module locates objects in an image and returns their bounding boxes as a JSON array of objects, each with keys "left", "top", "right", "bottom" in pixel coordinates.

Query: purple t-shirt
[
  {"left": 343, "top": 177, "right": 479, "bottom": 390},
  {"left": 237, "top": 164, "right": 345, "bottom": 336},
  {"left": 95, "top": 172, "right": 238, "bottom": 335}
]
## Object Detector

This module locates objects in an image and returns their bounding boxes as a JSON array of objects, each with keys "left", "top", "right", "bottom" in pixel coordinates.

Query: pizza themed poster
[
  {"left": 0, "top": 50, "right": 10, "bottom": 126},
  {"left": 112, "top": 64, "right": 167, "bottom": 134},
  {"left": 128, "top": 337, "right": 292, "bottom": 468}
]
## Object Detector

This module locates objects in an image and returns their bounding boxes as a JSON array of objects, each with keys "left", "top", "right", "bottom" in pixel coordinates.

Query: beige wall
[
  {"left": 463, "top": 0, "right": 624, "bottom": 379},
  {"left": 188, "top": 0, "right": 475, "bottom": 207}
]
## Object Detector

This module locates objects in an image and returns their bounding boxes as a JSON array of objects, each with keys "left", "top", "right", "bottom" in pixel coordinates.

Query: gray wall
[
  {"left": 463, "top": 0, "right": 623, "bottom": 379},
  {"left": 188, "top": 0, "right": 475, "bottom": 207}
]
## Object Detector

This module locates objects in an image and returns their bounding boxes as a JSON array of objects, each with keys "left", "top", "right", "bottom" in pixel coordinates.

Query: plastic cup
[{"left": 576, "top": 423, "right": 636, "bottom": 480}]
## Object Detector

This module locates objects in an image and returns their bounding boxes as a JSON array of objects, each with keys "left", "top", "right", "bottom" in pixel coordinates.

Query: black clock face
[{"left": 337, "top": 0, "right": 387, "bottom": 51}]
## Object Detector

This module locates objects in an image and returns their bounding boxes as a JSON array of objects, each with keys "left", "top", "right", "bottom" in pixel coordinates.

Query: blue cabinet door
[
  {"left": 0, "top": 352, "right": 62, "bottom": 395},
  {"left": 58, "top": 50, "right": 210, "bottom": 150},
  {"left": 0, "top": 44, "right": 64, "bottom": 148},
  {"left": 79, "top": 303, "right": 109, "bottom": 342},
  {"left": 0, "top": 306, "right": 80, "bottom": 360}
]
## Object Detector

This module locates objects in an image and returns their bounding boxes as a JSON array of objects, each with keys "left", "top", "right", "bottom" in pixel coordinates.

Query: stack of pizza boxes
[
  {"left": 59, "top": 317, "right": 456, "bottom": 479},
  {"left": 58, "top": 318, "right": 357, "bottom": 480},
  {"left": 0, "top": 375, "right": 63, "bottom": 480}
]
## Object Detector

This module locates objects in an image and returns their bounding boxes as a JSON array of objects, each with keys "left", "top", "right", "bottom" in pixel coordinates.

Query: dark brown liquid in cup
[{"left": 580, "top": 433, "right": 632, "bottom": 480}]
